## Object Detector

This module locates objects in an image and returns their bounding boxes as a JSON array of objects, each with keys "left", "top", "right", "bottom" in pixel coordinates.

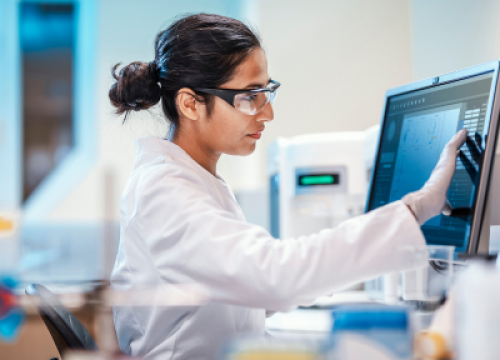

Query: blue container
[{"left": 330, "top": 305, "right": 412, "bottom": 360}]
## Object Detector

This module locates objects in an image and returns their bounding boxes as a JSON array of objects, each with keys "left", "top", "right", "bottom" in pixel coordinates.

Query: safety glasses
[{"left": 194, "top": 80, "right": 280, "bottom": 116}]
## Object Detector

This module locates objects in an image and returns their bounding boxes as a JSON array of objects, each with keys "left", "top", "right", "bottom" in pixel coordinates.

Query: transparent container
[
  {"left": 365, "top": 245, "right": 456, "bottom": 304},
  {"left": 401, "top": 245, "right": 455, "bottom": 302}
]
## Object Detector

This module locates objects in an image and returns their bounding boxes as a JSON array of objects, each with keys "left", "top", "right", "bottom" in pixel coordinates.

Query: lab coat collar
[
  {"left": 136, "top": 136, "right": 182, "bottom": 156},
  {"left": 135, "top": 137, "right": 225, "bottom": 181}
]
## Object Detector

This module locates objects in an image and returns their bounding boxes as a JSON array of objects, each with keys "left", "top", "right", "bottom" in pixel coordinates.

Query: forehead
[{"left": 222, "top": 47, "right": 269, "bottom": 89}]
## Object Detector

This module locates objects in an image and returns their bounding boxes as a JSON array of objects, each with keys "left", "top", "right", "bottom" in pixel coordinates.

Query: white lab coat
[{"left": 111, "top": 137, "right": 427, "bottom": 360}]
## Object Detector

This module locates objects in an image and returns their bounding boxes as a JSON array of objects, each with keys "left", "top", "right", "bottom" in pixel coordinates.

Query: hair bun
[
  {"left": 148, "top": 61, "right": 160, "bottom": 83},
  {"left": 109, "top": 61, "right": 161, "bottom": 116}
]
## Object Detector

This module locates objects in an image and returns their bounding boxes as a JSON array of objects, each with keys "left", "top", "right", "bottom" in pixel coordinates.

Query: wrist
[
  {"left": 406, "top": 203, "right": 417, "bottom": 221},
  {"left": 402, "top": 192, "right": 423, "bottom": 225}
]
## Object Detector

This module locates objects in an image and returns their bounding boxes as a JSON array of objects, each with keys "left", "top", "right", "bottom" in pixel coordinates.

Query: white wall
[
  {"left": 409, "top": 0, "right": 500, "bottom": 81},
  {"left": 258, "top": 0, "right": 413, "bottom": 184}
]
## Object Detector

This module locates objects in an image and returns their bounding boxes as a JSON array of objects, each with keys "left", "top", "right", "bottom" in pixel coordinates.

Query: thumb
[{"left": 441, "top": 199, "right": 452, "bottom": 216}]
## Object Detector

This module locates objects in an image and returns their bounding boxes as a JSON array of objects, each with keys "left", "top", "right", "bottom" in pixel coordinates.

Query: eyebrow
[{"left": 243, "top": 78, "right": 272, "bottom": 89}]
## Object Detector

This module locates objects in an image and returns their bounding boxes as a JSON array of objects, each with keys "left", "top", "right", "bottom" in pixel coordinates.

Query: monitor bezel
[{"left": 365, "top": 60, "right": 500, "bottom": 255}]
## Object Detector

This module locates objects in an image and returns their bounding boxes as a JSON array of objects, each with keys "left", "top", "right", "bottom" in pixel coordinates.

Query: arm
[{"left": 139, "top": 170, "right": 427, "bottom": 312}]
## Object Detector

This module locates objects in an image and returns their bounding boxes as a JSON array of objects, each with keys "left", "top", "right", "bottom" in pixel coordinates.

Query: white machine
[{"left": 267, "top": 126, "right": 379, "bottom": 240}]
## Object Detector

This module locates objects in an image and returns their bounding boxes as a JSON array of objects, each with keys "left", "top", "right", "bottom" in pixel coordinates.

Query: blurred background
[{"left": 2, "top": 0, "right": 500, "bottom": 358}]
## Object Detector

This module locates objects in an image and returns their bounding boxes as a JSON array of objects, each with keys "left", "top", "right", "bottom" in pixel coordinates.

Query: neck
[{"left": 172, "top": 129, "right": 220, "bottom": 177}]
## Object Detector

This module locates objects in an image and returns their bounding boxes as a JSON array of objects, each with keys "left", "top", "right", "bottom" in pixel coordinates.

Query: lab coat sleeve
[{"left": 138, "top": 168, "right": 427, "bottom": 312}]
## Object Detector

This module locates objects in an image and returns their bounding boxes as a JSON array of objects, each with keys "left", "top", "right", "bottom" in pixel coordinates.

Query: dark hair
[{"left": 109, "top": 13, "right": 261, "bottom": 127}]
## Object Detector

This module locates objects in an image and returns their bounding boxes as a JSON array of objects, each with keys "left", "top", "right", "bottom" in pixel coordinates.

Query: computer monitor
[{"left": 366, "top": 61, "right": 500, "bottom": 255}]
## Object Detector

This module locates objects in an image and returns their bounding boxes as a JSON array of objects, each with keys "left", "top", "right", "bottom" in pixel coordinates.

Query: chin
[
  {"left": 231, "top": 143, "right": 256, "bottom": 156},
  {"left": 243, "top": 142, "right": 257, "bottom": 155}
]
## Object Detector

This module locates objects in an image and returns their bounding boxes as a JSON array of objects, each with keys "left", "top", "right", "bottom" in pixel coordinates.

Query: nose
[{"left": 256, "top": 100, "right": 274, "bottom": 122}]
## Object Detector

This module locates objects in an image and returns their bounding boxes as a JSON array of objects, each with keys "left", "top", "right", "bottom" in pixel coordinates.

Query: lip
[{"left": 248, "top": 130, "right": 263, "bottom": 140}]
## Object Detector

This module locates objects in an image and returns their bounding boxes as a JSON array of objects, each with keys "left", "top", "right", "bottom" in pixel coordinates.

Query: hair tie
[{"left": 149, "top": 61, "right": 160, "bottom": 83}]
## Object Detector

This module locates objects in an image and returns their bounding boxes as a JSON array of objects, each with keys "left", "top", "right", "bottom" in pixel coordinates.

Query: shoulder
[
  {"left": 124, "top": 138, "right": 225, "bottom": 221},
  {"left": 134, "top": 154, "right": 209, "bottom": 201}
]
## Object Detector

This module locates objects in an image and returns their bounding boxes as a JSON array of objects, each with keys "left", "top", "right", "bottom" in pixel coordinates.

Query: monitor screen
[{"left": 368, "top": 72, "right": 494, "bottom": 253}]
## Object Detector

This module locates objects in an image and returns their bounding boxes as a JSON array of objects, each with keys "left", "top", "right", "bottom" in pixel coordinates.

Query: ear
[{"left": 176, "top": 88, "right": 202, "bottom": 121}]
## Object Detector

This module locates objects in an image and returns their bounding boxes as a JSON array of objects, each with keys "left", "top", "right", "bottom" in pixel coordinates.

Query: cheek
[
  {"left": 204, "top": 100, "right": 257, "bottom": 155},
  {"left": 210, "top": 107, "right": 250, "bottom": 142}
]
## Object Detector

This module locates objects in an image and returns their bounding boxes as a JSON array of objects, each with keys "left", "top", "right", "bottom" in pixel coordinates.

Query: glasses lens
[
  {"left": 270, "top": 88, "right": 278, "bottom": 105},
  {"left": 234, "top": 92, "right": 270, "bottom": 115}
]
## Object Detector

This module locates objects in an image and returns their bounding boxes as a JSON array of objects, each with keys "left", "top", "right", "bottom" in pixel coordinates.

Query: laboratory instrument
[{"left": 268, "top": 129, "right": 377, "bottom": 240}]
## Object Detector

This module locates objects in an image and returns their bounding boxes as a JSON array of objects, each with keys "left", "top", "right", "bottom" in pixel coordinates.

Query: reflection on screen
[{"left": 369, "top": 73, "right": 493, "bottom": 252}]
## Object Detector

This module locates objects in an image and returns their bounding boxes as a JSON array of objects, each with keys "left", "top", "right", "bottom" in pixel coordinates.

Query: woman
[{"left": 110, "top": 14, "right": 466, "bottom": 360}]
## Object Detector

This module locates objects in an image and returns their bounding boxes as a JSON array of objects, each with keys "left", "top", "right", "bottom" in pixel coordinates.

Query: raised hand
[{"left": 403, "top": 130, "right": 468, "bottom": 225}]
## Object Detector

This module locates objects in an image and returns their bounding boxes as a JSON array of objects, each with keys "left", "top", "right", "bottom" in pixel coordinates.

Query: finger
[
  {"left": 459, "top": 150, "right": 477, "bottom": 181},
  {"left": 449, "top": 129, "right": 468, "bottom": 149}
]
